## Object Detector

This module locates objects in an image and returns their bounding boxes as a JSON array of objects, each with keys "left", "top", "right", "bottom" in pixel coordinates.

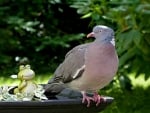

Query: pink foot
[
  {"left": 81, "top": 91, "right": 94, "bottom": 107},
  {"left": 93, "top": 92, "right": 102, "bottom": 106}
]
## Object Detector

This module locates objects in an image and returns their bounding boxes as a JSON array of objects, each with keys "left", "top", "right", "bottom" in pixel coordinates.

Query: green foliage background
[
  {"left": 0, "top": 0, "right": 150, "bottom": 79},
  {"left": 0, "top": 0, "right": 150, "bottom": 113},
  {"left": 0, "top": 0, "right": 89, "bottom": 75}
]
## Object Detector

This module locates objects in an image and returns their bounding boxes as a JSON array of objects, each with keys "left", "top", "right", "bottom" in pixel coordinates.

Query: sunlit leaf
[{"left": 81, "top": 12, "right": 92, "bottom": 19}]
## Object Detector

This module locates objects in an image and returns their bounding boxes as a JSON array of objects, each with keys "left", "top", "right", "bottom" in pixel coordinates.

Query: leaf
[
  {"left": 119, "top": 46, "right": 136, "bottom": 68},
  {"left": 81, "top": 12, "right": 92, "bottom": 19},
  {"left": 139, "top": 39, "right": 150, "bottom": 55},
  {"left": 136, "top": 4, "right": 150, "bottom": 14},
  {"left": 116, "top": 31, "right": 133, "bottom": 55},
  {"left": 132, "top": 30, "right": 141, "bottom": 46}
]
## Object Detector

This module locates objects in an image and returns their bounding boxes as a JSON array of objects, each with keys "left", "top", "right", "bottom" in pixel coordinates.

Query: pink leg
[
  {"left": 93, "top": 92, "right": 101, "bottom": 106},
  {"left": 81, "top": 91, "right": 94, "bottom": 107}
]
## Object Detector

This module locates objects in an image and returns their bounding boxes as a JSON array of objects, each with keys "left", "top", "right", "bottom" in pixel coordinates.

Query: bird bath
[{"left": 0, "top": 85, "right": 114, "bottom": 113}]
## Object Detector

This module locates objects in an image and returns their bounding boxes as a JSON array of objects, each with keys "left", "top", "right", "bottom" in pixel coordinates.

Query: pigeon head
[{"left": 87, "top": 25, "right": 114, "bottom": 43}]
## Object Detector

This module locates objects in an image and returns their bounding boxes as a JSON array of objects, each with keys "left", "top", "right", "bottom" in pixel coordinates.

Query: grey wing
[{"left": 48, "top": 43, "right": 90, "bottom": 84}]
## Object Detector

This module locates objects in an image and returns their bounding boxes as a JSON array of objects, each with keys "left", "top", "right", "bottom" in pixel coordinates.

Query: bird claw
[
  {"left": 81, "top": 92, "right": 104, "bottom": 107},
  {"left": 82, "top": 95, "right": 94, "bottom": 107},
  {"left": 93, "top": 92, "right": 103, "bottom": 106},
  {"left": 81, "top": 91, "right": 94, "bottom": 107}
]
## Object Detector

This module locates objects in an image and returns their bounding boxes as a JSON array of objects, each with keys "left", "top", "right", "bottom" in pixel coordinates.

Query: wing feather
[{"left": 48, "top": 43, "right": 90, "bottom": 84}]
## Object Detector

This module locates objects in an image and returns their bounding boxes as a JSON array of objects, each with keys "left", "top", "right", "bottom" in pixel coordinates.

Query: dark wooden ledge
[
  {"left": 0, "top": 85, "right": 114, "bottom": 113},
  {"left": 0, "top": 96, "right": 113, "bottom": 113}
]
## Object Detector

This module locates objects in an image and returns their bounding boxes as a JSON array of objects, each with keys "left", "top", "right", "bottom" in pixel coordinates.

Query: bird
[{"left": 45, "top": 25, "right": 119, "bottom": 107}]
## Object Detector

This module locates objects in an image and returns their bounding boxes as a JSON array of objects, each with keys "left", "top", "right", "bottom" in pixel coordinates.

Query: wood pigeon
[{"left": 45, "top": 25, "right": 119, "bottom": 107}]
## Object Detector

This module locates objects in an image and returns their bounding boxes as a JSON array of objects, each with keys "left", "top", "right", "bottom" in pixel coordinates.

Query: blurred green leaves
[
  {"left": 0, "top": 0, "right": 150, "bottom": 82},
  {"left": 35, "top": 33, "right": 84, "bottom": 52},
  {"left": 7, "top": 17, "right": 40, "bottom": 34},
  {"left": 0, "top": 0, "right": 88, "bottom": 75}
]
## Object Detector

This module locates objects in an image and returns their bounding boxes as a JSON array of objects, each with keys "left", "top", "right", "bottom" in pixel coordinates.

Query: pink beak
[{"left": 87, "top": 32, "right": 95, "bottom": 38}]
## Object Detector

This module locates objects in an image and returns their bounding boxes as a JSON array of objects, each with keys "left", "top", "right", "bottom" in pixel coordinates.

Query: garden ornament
[{"left": 14, "top": 65, "right": 37, "bottom": 95}]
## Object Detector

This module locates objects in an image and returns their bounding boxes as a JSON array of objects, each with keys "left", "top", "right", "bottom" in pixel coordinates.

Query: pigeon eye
[{"left": 99, "top": 30, "right": 102, "bottom": 32}]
